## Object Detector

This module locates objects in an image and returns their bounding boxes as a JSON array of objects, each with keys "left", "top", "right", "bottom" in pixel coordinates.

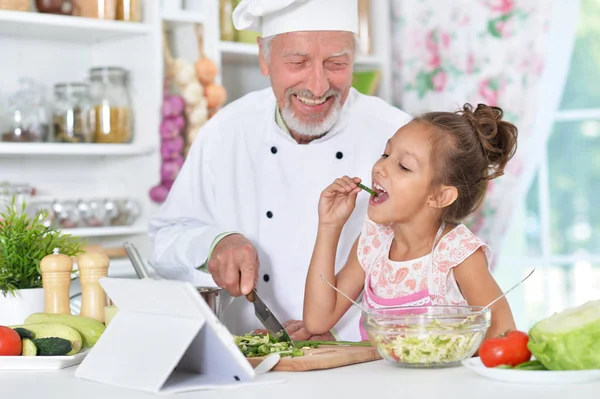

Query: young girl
[{"left": 303, "top": 103, "right": 518, "bottom": 341}]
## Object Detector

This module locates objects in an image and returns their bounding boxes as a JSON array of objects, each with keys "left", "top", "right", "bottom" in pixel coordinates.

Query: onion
[
  {"left": 182, "top": 81, "right": 204, "bottom": 106},
  {"left": 162, "top": 179, "right": 175, "bottom": 190},
  {"left": 205, "top": 83, "right": 227, "bottom": 108},
  {"left": 188, "top": 104, "right": 209, "bottom": 126},
  {"left": 174, "top": 59, "right": 196, "bottom": 86},
  {"left": 195, "top": 58, "right": 218, "bottom": 86},
  {"left": 161, "top": 94, "right": 185, "bottom": 117},
  {"left": 160, "top": 136, "right": 184, "bottom": 160},
  {"left": 160, "top": 116, "right": 185, "bottom": 140},
  {"left": 161, "top": 158, "right": 184, "bottom": 181},
  {"left": 186, "top": 126, "right": 199, "bottom": 145},
  {"left": 149, "top": 184, "right": 170, "bottom": 203}
]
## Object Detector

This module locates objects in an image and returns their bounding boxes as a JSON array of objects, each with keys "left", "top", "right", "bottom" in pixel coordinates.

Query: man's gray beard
[{"left": 280, "top": 90, "right": 343, "bottom": 138}]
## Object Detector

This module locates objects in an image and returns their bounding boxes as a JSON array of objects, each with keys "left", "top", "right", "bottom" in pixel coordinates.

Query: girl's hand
[{"left": 318, "top": 176, "right": 362, "bottom": 228}]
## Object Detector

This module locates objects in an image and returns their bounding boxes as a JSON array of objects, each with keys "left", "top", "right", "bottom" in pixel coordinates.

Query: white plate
[
  {"left": 0, "top": 349, "right": 89, "bottom": 370},
  {"left": 462, "top": 357, "right": 600, "bottom": 385}
]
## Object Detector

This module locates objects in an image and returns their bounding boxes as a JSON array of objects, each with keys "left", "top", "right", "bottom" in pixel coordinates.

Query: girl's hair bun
[{"left": 461, "top": 103, "right": 518, "bottom": 180}]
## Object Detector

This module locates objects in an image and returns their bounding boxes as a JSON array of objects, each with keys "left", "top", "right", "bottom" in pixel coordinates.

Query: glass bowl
[{"left": 362, "top": 305, "right": 491, "bottom": 368}]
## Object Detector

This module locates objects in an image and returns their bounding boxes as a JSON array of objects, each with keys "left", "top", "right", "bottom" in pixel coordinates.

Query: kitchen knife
[{"left": 246, "top": 288, "right": 295, "bottom": 346}]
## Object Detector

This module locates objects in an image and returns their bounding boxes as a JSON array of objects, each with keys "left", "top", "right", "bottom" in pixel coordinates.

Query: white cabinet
[{"left": 0, "top": 1, "right": 163, "bottom": 280}]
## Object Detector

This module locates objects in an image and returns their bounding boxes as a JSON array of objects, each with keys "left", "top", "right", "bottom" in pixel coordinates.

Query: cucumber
[
  {"left": 13, "top": 327, "right": 34, "bottom": 340},
  {"left": 32, "top": 338, "right": 72, "bottom": 356},
  {"left": 21, "top": 338, "right": 37, "bottom": 356},
  {"left": 25, "top": 313, "right": 105, "bottom": 348},
  {"left": 10, "top": 323, "right": 82, "bottom": 355}
]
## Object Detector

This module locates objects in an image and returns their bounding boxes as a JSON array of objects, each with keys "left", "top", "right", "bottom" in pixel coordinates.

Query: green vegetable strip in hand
[{"left": 357, "top": 183, "right": 377, "bottom": 197}]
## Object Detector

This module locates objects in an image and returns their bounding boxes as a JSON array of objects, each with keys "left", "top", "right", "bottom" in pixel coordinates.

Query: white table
[{"left": 1, "top": 360, "right": 598, "bottom": 398}]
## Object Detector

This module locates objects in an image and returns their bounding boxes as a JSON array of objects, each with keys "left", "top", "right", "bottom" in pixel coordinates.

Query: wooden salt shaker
[
  {"left": 40, "top": 247, "right": 74, "bottom": 315},
  {"left": 77, "top": 251, "right": 110, "bottom": 323}
]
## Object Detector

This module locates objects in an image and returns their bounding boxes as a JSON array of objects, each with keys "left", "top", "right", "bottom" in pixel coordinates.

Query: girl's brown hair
[{"left": 413, "top": 103, "right": 518, "bottom": 223}]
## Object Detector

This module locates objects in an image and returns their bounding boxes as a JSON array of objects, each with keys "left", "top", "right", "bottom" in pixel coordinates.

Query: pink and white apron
[{"left": 358, "top": 222, "right": 445, "bottom": 340}]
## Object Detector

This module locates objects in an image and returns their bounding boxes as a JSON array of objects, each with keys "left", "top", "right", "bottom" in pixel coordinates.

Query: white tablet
[{"left": 75, "top": 277, "right": 256, "bottom": 394}]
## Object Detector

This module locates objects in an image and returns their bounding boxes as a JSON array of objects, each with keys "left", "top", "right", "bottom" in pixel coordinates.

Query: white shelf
[
  {"left": 219, "top": 41, "right": 259, "bottom": 63},
  {"left": 161, "top": 9, "right": 204, "bottom": 25},
  {"left": 355, "top": 55, "right": 385, "bottom": 68},
  {"left": 0, "top": 143, "right": 155, "bottom": 157},
  {"left": 220, "top": 40, "right": 258, "bottom": 54},
  {"left": 219, "top": 41, "right": 384, "bottom": 68},
  {"left": 63, "top": 225, "right": 148, "bottom": 238},
  {"left": 0, "top": 10, "right": 152, "bottom": 42}
]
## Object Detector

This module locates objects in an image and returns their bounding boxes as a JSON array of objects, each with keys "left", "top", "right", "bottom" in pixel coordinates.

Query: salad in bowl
[{"left": 362, "top": 305, "right": 491, "bottom": 368}]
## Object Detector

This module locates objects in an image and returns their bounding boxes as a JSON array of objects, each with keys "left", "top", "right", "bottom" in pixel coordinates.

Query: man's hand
[
  {"left": 208, "top": 234, "right": 259, "bottom": 297},
  {"left": 251, "top": 321, "right": 335, "bottom": 341}
]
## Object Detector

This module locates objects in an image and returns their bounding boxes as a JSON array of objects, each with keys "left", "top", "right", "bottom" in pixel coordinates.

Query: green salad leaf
[
  {"left": 373, "top": 330, "right": 483, "bottom": 365},
  {"left": 528, "top": 299, "right": 600, "bottom": 370}
]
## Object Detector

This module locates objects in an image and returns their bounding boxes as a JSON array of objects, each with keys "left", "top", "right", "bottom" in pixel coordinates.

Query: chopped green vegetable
[
  {"left": 233, "top": 334, "right": 372, "bottom": 358},
  {"left": 357, "top": 183, "right": 377, "bottom": 197},
  {"left": 234, "top": 333, "right": 303, "bottom": 358},
  {"left": 527, "top": 299, "right": 600, "bottom": 370}
]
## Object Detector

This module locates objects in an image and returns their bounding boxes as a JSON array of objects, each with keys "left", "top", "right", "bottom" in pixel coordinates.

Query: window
[{"left": 495, "top": 0, "right": 600, "bottom": 329}]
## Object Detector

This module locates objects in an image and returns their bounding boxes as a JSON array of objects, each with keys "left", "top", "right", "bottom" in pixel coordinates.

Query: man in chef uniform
[{"left": 148, "top": 0, "right": 411, "bottom": 342}]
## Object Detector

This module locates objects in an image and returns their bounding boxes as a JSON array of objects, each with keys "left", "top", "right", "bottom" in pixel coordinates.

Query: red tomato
[
  {"left": 0, "top": 326, "right": 22, "bottom": 356},
  {"left": 480, "top": 330, "right": 531, "bottom": 368}
]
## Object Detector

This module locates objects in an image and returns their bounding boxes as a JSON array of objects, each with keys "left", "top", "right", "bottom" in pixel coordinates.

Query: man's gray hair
[{"left": 259, "top": 33, "right": 361, "bottom": 63}]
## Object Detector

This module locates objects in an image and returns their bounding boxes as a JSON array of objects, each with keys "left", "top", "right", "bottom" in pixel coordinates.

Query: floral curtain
[{"left": 390, "top": 0, "right": 563, "bottom": 268}]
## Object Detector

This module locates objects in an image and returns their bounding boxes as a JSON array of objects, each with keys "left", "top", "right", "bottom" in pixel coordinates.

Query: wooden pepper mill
[
  {"left": 40, "top": 247, "right": 74, "bottom": 315},
  {"left": 77, "top": 251, "right": 110, "bottom": 323}
]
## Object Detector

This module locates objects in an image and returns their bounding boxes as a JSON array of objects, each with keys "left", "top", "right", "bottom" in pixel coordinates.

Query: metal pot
[{"left": 123, "top": 242, "right": 225, "bottom": 319}]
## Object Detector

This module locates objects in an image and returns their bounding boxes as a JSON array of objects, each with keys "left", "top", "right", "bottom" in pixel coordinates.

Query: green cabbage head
[{"left": 527, "top": 300, "right": 600, "bottom": 370}]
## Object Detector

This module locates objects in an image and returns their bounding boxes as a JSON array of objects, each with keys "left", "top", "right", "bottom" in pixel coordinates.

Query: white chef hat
[{"left": 232, "top": 0, "right": 359, "bottom": 38}]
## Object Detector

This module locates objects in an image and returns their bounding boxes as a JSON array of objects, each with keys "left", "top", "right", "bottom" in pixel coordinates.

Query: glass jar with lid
[
  {"left": 88, "top": 67, "right": 133, "bottom": 144},
  {"left": 116, "top": 0, "right": 142, "bottom": 22},
  {"left": 52, "top": 83, "right": 92, "bottom": 143},
  {"left": 1, "top": 78, "right": 49, "bottom": 143}
]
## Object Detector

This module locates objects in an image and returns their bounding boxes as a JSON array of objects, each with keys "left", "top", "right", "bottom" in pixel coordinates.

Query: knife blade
[{"left": 246, "top": 288, "right": 294, "bottom": 346}]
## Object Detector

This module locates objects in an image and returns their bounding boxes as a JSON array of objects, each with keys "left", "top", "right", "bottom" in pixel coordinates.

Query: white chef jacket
[{"left": 148, "top": 87, "right": 412, "bottom": 341}]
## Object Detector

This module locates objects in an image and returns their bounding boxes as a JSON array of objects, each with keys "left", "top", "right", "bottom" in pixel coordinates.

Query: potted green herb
[{"left": 0, "top": 197, "right": 85, "bottom": 325}]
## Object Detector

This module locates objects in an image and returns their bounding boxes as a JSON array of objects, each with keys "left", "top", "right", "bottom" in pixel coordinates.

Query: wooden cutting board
[{"left": 246, "top": 345, "right": 382, "bottom": 372}]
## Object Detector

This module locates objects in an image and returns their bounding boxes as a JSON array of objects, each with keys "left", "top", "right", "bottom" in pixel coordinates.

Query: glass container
[
  {"left": 35, "top": 0, "right": 75, "bottom": 15},
  {"left": 116, "top": 0, "right": 142, "bottom": 22},
  {"left": 219, "top": 0, "right": 236, "bottom": 41},
  {"left": 1, "top": 78, "right": 49, "bottom": 143},
  {"left": 52, "top": 83, "right": 92, "bottom": 143},
  {"left": 88, "top": 67, "right": 133, "bottom": 144},
  {"left": 73, "top": 0, "right": 116, "bottom": 19},
  {"left": 362, "top": 305, "right": 491, "bottom": 368}
]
